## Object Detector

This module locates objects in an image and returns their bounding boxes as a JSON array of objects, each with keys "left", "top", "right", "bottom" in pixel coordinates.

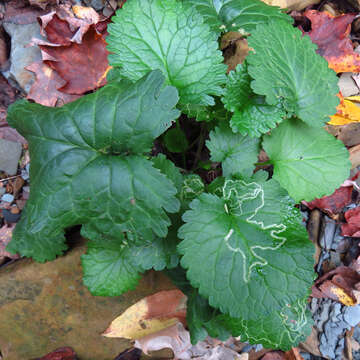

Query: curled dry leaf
[
  {"left": 134, "top": 322, "right": 191, "bottom": 358},
  {"left": 312, "top": 266, "right": 360, "bottom": 306},
  {"left": 302, "top": 10, "right": 360, "bottom": 73},
  {"left": 220, "top": 32, "right": 249, "bottom": 73},
  {"left": 103, "top": 289, "right": 187, "bottom": 340},
  {"left": 342, "top": 206, "right": 360, "bottom": 237}
]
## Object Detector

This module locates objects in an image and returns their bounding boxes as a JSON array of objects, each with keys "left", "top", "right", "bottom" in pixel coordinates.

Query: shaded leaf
[
  {"left": 222, "top": 64, "right": 286, "bottom": 137},
  {"left": 263, "top": 119, "right": 351, "bottom": 202},
  {"left": 107, "top": 0, "right": 227, "bottom": 107},
  {"left": 247, "top": 19, "right": 339, "bottom": 127},
  {"left": 163, "top": 128, "right": 188, "bottom": 153},
  {"left": 303, "top": 10, "right": 360, "bottom": 73},
  {"left": 206, "top": 123, "right": 260, "bottom": 177}
]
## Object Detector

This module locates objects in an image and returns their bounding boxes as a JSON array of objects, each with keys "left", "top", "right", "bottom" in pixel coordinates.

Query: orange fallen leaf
[
  {"left": 102, "top": 289, "right": 187, "bottom": 340},
  {"left": 328, "top": 93, "right": 360, "bottom": 125},
  {"left": 303, "top": 10, "right": 360, "bottom": 73}
]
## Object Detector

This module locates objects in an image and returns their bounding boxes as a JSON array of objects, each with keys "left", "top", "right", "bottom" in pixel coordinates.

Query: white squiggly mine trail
[{"left": 222, "top": 179, "right": 287, "bottom": 283}]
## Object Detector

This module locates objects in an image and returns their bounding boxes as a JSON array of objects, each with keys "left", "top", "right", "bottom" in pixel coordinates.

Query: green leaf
[
  {"left": 82, "top": 236, "right": 178, "bottom": 296},
  {"left": 163, "top": 127, "right": 189, "bottom": 153},
  {"left": 186, "top": 0, "right": 292, "bottom": 33},
  {"left": 222, "top": 64, "right": 286, "bottom": 137},
  {"left": 206, "top": 123, "right": 260, "bottom": 177},
  {"left": 178, "top": 174, "right": 315, "bottom": 319},
  {"left": 187, "top": 289, "right": 231, "bottom": 343},
  {"left": 247, "top": 20, "right": 339, "bottom": 126},
  {"left": 6, "top": 71, "right": 180, "bottom": 262},
  {"left": 180, "top": 174, "right": 205, "bottom": 203},
  {"left": 221, "top": 298, "right": 313, "bottom": 350},
  {"left": 107, "top": 0, "right": 227, "bottom": 107},
  {"left": 263, "top": 119, "right": 351, "bottom": 202}
]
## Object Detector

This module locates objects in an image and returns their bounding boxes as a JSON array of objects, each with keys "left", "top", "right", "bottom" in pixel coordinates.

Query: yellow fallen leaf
[
  {"left": 328, "top": 93, "right": 360, "bottom": 125},
  {"left": 331, "top": 286, "right": 356, "bottom": 306},
  {"left": 345, "top": 95, "right": 360, "bottom": 103},
  {"left": 102, "top": 289, "right": 187, "bottom": 340}
]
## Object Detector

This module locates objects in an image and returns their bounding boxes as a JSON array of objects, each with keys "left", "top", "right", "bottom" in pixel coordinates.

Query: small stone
[
  {"left": 3, "top": 22, "right": 44, "bottom": 93},
  {"left": 1, "top": 193, "right": 14, "bottom": 203},
  {"left": 0, "top": 139, "right": 22, "bottom": 175},
  {"left": 83, "top": 0, "right": 105, "bottom": 10},
  {"left": 344, "top": 305, "right": 360, "bottom": 327}
]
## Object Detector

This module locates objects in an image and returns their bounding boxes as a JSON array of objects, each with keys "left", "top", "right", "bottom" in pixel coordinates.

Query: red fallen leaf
[
  {"left": 262, "top": 351, "right": 286, "bottom": 360},
  {"left": 26, "top": 62, "right": 79, "bottom": 106},
  {"left": 36, "top": 347, "right": 77, "bottom": 360},
  {"left": 302, "top": 10, "right": 360, "bottom": 73},
  {"left": 304, "top": 173, "right": 359, "bottom": 216},
  {"left": 39, "top": 13, "right": 75, "bottom": 46},
  {"left": 312, "top": 266, "right": 360, "bottom": 305},
  {"left": 342, "top": 206, "right": 360, "bottom": 237},
  {"left": 40, "top": 25, "right": 110, "bottom": 94}
]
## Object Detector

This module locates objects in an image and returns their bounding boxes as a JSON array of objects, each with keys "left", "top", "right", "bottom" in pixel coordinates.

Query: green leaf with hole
[
  {"left": 107, "top": 0, "right": 227, "bottom": 107},
  {"left": 263, "top": 119, "right": 351, "bottom": 202}
]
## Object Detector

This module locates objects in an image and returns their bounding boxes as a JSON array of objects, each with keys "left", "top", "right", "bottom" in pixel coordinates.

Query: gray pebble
[{"left": 344, "top": 305, "right": 360, "bottom": 327}]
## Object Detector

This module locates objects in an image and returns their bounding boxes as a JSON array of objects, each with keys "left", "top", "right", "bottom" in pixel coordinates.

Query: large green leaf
[
  {"left": 7, "top": 71, "right": 180, "bottom": 262},
  {"left": 178, "top": 173, "right": 315, "bottom": 319},
  {"left": 206, "top": 123, "right": 260, "bottom": 176},
  {"left": 221, "top": 298, "right": 313, "bottom": 350},
  {"left": 107, "top": 0, "right": 227, "bottom": 107},
  {"left": 82, "top": 236, "right": 178, "bottom": 296},
  {"left": 222, "top": 64, "right": 286, "bottom": 137},
  {"left": 263, "top": 119, "right": 351, "bottom": 202},
  {"left": 247, "top": 20, "right": 339, "bottom": 126},
  {"left": 186, "top": 0, "right": 291, "bottom": 33}
]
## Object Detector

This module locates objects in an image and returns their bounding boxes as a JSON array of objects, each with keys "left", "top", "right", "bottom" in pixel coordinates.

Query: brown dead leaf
[
  {"left": 29, "top": 0, "right": 58, "bottom": 10},
  {"left": 37, "top": 346, "right": 77, "bottom": 360},
  {"left": 303, "top": 10, "right": 360, "bottom": 73},
  {"left": 41, "top": 26, "right": 110, "bottom": 94},
  {"left": 262, "top": 351, "right": 286, "bottom": 360},
  {"left": 342, "top": 206, "right": 360, "bottom": 237},
  {"left": 221, "top": 32, "right": 249, "bottom": 73},
  {"left": 103, "top": 289, "right": 187, "bottom": 340},
  {"left": 299, "top": 327, "right": 322, "bottom": 357},
  {"left": 312, "top": 266, "right": 360, "bottom": 305},
  {"left": 26, "top": 62, "right": 79, "bottom": 106},
  {"left": 72, "top": 5, "right": 100, "bottom": 24},
  {"left": 0, "top": 224, "right": 19, "bottom": 261}
]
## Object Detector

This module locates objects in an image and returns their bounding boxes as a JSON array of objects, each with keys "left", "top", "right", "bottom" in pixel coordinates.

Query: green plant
[{"left": 7, "top": 0, "right": 350, "bottom": 350}]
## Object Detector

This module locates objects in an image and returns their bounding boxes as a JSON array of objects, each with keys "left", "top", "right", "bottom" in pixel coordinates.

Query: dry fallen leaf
[
  {"left": 329, "top": 93, "right": 360, "bottom": 125},
  {"left": 220, "top": 32, "right": 249, "bottom": 73},
  {"left": 303, "top": 10, "right": 360, "bottom": 73},
  {"left": 312, "top": 266, "right": 360, "bottom": 305},
  {"left": 26, "top": 62, "right": 79, "bottom": 106},
  {"left": 134, "top": 322, "right": 191, "bottom": 358},
  {"left": 342, "top": 207, "right": 360, "bottom": 237},
  {"left": 37, "top": 346, "right": 77, "bottom": 360},
  {"left": 103, "top": 289, "right": 187, "bottom": 340}
]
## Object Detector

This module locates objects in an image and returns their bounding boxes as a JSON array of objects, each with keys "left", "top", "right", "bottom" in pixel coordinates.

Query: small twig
[{"left": 0, "top": 175, "right": 21, "bottom": 182}]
